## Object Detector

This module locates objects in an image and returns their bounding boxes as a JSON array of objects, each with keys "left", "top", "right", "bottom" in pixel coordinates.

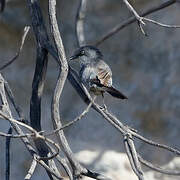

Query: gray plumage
[{"left": 70, "top": 45, "right": 127, "bottom": 99}]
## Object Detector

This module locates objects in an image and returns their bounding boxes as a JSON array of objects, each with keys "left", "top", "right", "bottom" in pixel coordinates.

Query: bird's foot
[{"left": 100, "top": 103, "right": 107, "bottom": 111}]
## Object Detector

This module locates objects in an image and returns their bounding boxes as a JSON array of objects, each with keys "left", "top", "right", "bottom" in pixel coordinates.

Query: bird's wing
[{"left": 95, "top": 60, "right": 112, "bottom": 87}]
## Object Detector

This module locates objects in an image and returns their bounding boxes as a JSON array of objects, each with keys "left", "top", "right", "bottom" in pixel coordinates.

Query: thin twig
[
  {"left": 0, "top": 26, "right": 30, "bottom": 71},
  {"left": 46, "top": 99, "right": 93, "bottom": 136},
  {"left": 4, "top": 81, "right": 25, "bottom": 123},
  {"left": 143, "top": 17, "right": 180, "bottom": 28},
  {"left": 49, "top": 147, "right": 73, "bottom": 180},
  {"left": 124, "top": 136, "right": 142, "bottom": 180},
  {"left": 131, "top": 131, "right": 180, "bottom": 156},
  {"left": 34, "top": 155, "right": 63, "bottom": 180},
  {"left": 138, "top": 154, "right": 180, "bottom": 176},
  {"left": 95, "top": 0, "right": 177, "bottom": 46},
  {"left": 123, "top": 0, "right": 145, "bottom": 25},
  {"left": 24, "top": 158, "right": 37, "bottom": 180},
  {"left": 125, "top": 134, "right": 144, "bottom": 180},
  {"left": 0, "top": 111, "right": 60, "bottom": 161}
]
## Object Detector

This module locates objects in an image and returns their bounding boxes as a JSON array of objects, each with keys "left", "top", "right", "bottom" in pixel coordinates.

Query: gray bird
[{"left": 70, "top": 45, "right": 127, "bottom": 100}]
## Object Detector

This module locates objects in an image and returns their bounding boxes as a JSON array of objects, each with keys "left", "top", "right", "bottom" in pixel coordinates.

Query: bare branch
[
  {"left": 123, "top": 0, "right": 146, "bottom": 35},
  {"left": 95, "top": 0, "right": 177, "bottom": 46},
  {"left": 24, "top": 158, "right": 37, "bottom": 180},
  {"left": 123, "top": 0, "right": 145, "bottom": 25},
  {"left": 124, "top": 137, "right": 143, "bottom": 180},
  {"left": 5, "top": 127, "right": 12, "bottom": 180},
  {"left": 48, "top": 2, "right": 108, "bottom": 180},
  {"left": 76, "top": 0, "right": 87, "bottom": 47},
  {"left": 0, "top": 111, "right": 60, "bottom": 161},
  {"left": 49, "top": 148, "right": 73, "bottom": 180},
  {"left": 48, "top": 0, "right": 87, "bottom": 179},
  {"left": 47, "top": 99, "right": 93, "bottom": 136},
  {"left": 131, "top": 131, "right": 180, "bottom": 156},
  {"left": 138, "top": 154, "right": 180, "bottom": 176},
  {"left": 0, "top": 73, "right": 62, "bottom": 179},
  {"left": 0, "top": 26, "right": 30, "bottom": 71},
  {"left": 143, "top": 17, "right": 180, "bottom": 28},
  {"left": 64, "top": 67, "right": 180, "bottom": 178},
  {"left": 34, "top": 155, "right": 63, "bottom": 180},
  {"left": 124, "top": 134, "right": 144, "bottom": 180},
  {"left": 4, "top": 81, "right": 26, "bottom": 123},
  {"left": 27, "top": 0, "right": 61, "bottom": 179}
]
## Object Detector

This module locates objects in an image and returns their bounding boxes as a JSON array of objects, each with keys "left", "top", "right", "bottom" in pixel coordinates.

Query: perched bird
[{"left": 70, "top": 45, "right": 127, "bottom": 102}]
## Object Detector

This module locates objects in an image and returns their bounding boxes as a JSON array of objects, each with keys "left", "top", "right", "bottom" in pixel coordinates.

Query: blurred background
[{"left": 0, "top": 0, "right": 180, "bottom": 179}]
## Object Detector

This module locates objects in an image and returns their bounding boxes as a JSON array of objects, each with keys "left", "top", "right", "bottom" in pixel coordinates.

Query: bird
[{"left": 69, "top": 45, "right": 127, "bottom": 105}]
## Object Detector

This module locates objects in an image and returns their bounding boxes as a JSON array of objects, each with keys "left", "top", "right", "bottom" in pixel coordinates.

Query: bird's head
[{"left": 69, "top": 45, "right": 103, "bottom": 65}]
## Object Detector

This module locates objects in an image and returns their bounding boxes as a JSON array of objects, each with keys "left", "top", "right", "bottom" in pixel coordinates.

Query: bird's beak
[{"left": 69, "top": 54, "right": 79, "bottom": 61}]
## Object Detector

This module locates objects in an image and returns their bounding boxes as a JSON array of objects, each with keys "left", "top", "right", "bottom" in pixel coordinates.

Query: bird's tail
[{"left": 104, "top": 86, "right": 128, "bottom": 99}]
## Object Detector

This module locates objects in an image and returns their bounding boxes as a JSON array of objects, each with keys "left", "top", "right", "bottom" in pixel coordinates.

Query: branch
[
  {"left": 138, "top": 154, "right": 180, "bottom": 176},
  {"left": 0, "top": 73, "right": 62, "bottom": 179},
  {"left": 4, "top": 81, "right": 26, "bottom": 123},
  {"left": 143, "top": 17, "right": 180, "bottom": 28},
  {"left": 0, "top": 26, "right": 30, "bottom": 71},
  {"left": 123, "top": 0, "right": 146, "bottom": 35},
  {"left": 48, "top": 1, "right": 90, "bottom": 179},
  {"left": 24, "top": 158, "right": 37, "bottom": 180},
  {"left": 5, "top": 127, "right": 12, "bottom": 180},
  {"left": 27, "top": 0, "right": 61, "bottom": 179},
  {"left": 46, "top": 99, "right": 93, "bottom": 136},
  {"left": 124, "top": 134, "right": 144, "bottom": 180},
  {"left": 95, "top": 0, "right": 177, "bottom": 46},
  {"left": 63, "top": 66, "right": 180, "bottom": 178},
  {"left": 76, "top": 0, "right": 87, "bottom": 47}
]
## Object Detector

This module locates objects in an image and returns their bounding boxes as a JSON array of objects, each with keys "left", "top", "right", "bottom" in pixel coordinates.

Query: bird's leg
[{"left": 101, "top": 92, "right": 107, "bottom": 110}]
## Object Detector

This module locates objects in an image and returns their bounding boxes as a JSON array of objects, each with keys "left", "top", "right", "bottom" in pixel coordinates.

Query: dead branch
[
  {"left": 95, "top": 0, "right": 177, "bottom": 46},
  {"left": 24, "top": 158, "right": 37, "bottom": 180},
  {"left": 67, "top": 60, "right": 180, "bottom": 179},
  {"left": 47, "top": 99, "right": 93, "bottom": 136},
  {"left": 27, "top": 0, "right": 62, "bottom": 179},
  {"left": 123, "top": 0, "right": 146, "bottom": 35},
  {"left": 143, "top": 17, "right": 180, "bottom": 28},
  {"left": 76, "top": 0, "right": 87, "bottom": 47},
  {"left": 0, "top": 73, "right": 62, "bottom": 179},
  {"left": 48, "top": 0, "right": 85, "bottom": 179},
  {"left": 5, "top": 127, "right": 12, "bottom": 180},
  {"left": 1, "top": 0, "right": 180, "bottom": 179},
  {"left": 0, "top": 26, "right": 30, "bottom": 71}
]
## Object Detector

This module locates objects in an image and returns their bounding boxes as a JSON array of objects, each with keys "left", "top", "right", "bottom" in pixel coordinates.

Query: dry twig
[
  {"left": 0, "top": 26, "right": 30, "bottom": 71},
  {"left": 95, "top": 0, "right": 178, "bottom": 46}
]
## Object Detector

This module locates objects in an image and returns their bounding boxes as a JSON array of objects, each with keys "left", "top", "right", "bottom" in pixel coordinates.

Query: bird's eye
[{"left": 81, "top": 50, "right": 85, "bottom": 55}]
